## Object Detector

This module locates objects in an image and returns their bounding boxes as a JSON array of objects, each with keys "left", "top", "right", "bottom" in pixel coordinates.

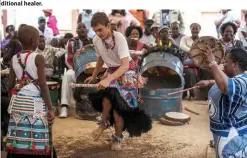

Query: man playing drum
[{"left": 59, "top": 23, "right": 93, "bottom": 118}]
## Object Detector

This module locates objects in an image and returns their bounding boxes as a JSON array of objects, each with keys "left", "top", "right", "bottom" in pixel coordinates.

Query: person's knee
[{"left": 102, "top": 97, "right": 111, "bottom": 110}]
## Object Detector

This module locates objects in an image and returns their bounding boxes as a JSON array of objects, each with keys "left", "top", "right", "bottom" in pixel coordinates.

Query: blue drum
[
  {"left": 73, "top": 49, "right": 106, "bottom": 120},
  {"left": 139, "top": 51, "right": 184, "bottom": 119}
]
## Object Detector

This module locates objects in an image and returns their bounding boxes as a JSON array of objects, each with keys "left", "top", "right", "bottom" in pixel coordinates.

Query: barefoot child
[
  {"left": 6, "top": 25, "right": 55, "bottom": 158},
  {"left": 85, "top": 12, "right": 152, "bottom": 150}
]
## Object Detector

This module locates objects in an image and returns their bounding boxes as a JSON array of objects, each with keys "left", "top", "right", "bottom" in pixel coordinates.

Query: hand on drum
[
  {"left": 48, "top": 109, "right": 55, "bottom": 127},
  {"left": 204, "top": 46, "right": 215, "bottom": 63}
]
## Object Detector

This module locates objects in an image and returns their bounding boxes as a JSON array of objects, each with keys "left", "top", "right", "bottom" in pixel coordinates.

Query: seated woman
[
  {"left": 219, "top": 22, "right": 244, "bottom": 53},
  {"left": 125, "top": 25, "right": 150, "bottom": 67},
  {"left": 195, "top": 48, "right": 247, "bottom": 158},
  {"left": 180, "top": 22, "right": 201, "bottom": 100}
]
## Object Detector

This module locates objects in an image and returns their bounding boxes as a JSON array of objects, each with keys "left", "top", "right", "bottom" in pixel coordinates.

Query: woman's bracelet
[{"left": 209, "top": 61, "right": 217, "bottom": 68}]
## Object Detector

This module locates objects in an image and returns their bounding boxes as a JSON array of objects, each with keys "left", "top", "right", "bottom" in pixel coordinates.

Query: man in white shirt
[
  {"left": 152, "top": 10, "right": 185, "bottom": 34},
  {"left": 37, "top": 16, "right": 54, "bottom": 44},
  {"left": 85, "top": 12, "right": 152, "bottom": 151},
  {"left": 140, "top": 19, "right": 156, "bottom": 46}
]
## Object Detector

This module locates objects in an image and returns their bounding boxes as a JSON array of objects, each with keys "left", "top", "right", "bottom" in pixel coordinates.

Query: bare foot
[
  {"left": 92, "top": 125, "right": 106, "bottom": 140},
  {"left": 111, "top": 140, "right": 122, "bottom": 151},
  {"left": 188, "top": 96, "right": 195, "bottom": 101}
]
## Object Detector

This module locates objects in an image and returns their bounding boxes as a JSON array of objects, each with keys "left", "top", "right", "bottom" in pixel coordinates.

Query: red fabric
[
  {"left": 48, "top": 15, "right": 59, "bottom": 35},
  {"left": 136, "top": 41, "right": 144, "bottom": 51},
  {"left": 43, "top": 9, "right": 52, "bottom": 14},
  {"left": 66, "top": 38, "right": 77, "bottom": 68}
]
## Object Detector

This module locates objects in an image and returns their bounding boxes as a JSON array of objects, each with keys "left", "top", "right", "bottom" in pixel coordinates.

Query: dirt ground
[
  {"left": 1, "top": 100, "right": 212, "bottom": 158},
  {"left": 52, "top": 100, "right": 212, "bottom": 158}
]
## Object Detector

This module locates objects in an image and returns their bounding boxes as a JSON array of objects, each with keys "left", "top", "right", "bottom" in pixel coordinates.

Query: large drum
[
  {"left": 73, "top": 49, "right": 107, "bottom": 120},
  {"left": 189, "top": 36, "right": 225, "bottom": 69},
  {"left": 47, "top": 81, "right": 59, "bottom": 115},
  {"left": 139, "top": 51, "right": 184, "bottom": 119}
]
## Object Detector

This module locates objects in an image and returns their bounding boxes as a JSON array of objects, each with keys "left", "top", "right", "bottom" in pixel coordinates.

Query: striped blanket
[{"left": 6, "top": 94, "right": 51, "bottom": 155}]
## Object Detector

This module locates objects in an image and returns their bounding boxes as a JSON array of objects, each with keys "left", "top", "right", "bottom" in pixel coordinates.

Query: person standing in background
[
  {"left": 140, "top": 19, "right": 156, "bottom": 46},
  {"left": 170, "top": 21, "right": 185, "bottom": 47},
  {"left": 152, "top": 10, "right": 185, "bottom": 33},
  {"left": 37, "top": 16, "right": 54, "bottom": 44},
  {"left": 43, "top": 9, "right": 60, "bottom": 38},
  {"left": 129, "top": 10, "right": 149, "bottom": 30},
  {"left": 108, "top": 10, "right": 140, "bottom": 35},
  {"left": 240, "top": 14, "right": 247, "bottom": 50},
  {"left": 77, "top": 10, "right": 96, "bottom": 38},
  {"left": 214, "top": 10, "right": 241, "bottom": 39}
]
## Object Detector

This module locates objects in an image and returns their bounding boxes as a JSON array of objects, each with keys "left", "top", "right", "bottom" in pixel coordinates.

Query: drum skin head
[{"left": 189, "top": 36, "right": 225, "bottom": 69}]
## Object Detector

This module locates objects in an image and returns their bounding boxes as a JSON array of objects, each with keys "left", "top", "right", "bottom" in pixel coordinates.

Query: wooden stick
[
  {"left": 69, "top": 83, "right": 117, "bottom": 88},
  {"left": 185, "top": 107, "right": 200, "bottom": 115},
  {"left": 168, "top": 86, "right": 200, "bottom": 96}
]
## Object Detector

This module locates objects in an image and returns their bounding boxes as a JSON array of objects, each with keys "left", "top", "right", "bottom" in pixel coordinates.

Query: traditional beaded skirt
[{"left": 6, "top": 94, "right": 51, "bottom": 155}]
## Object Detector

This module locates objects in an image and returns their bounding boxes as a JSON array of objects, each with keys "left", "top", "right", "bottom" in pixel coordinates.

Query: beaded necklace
[{"left": 102, "top": 30, "right": 116, "bottom": 50}]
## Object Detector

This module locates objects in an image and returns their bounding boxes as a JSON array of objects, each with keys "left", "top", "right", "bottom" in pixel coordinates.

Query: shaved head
[{"left": 18, "top": 25, "right": 39, "bottom": 50}]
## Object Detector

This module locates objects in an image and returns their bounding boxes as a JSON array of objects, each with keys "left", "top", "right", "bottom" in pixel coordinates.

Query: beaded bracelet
[{"left": 209, "top": 61, "right": 217, "bottom": 68}]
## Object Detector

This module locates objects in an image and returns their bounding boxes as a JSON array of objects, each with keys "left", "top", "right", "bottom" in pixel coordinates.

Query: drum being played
[
  {"left": 189, "top": 36, "right": 225, "bottom": 69},
  {"left": 47, "top": 81, "right": 59, "bottom": 115},
  {"left": 73, "top": 48, "right": 107, "bottom": 120},
  {"left": 139, "top": 46, "right": 184, "bottom": 118}
]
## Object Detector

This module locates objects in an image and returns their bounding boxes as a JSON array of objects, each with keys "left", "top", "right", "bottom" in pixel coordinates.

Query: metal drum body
[
  {"left": 47, "top": 81, "right": 59, "bottom": 115},
  {"left": 139, "top": 52, "right": 184, "bottom": 119},
  {"left": 73, "top": 49, "right": 106, "bottom": 120}
]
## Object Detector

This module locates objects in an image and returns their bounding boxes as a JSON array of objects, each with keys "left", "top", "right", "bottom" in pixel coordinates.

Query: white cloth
[
  {"left": 93, "top": 31, "right": 131, "bottom": 67},
  {"left": 61, "top": 69, "right": 75, "bottom": 106},
  {"left": 214, "top": 127, "right": 247, "bottom": 158},
  {"left": 12, "top": 52, "right": 40, "bottom": 96},
  {"left": 180, "top": 36, "right": 194, "bottom": 53},
  {"left": 140, "top": 34, "right": 156, "bottom": 46},
  {"left": 37, "top": 26, "right": 54, "bottom": 44}
]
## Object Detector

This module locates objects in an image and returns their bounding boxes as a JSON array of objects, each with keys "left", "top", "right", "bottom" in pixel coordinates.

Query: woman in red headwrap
[{"left": 43, "top": 10, "right": 60, "bottom": 38}]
